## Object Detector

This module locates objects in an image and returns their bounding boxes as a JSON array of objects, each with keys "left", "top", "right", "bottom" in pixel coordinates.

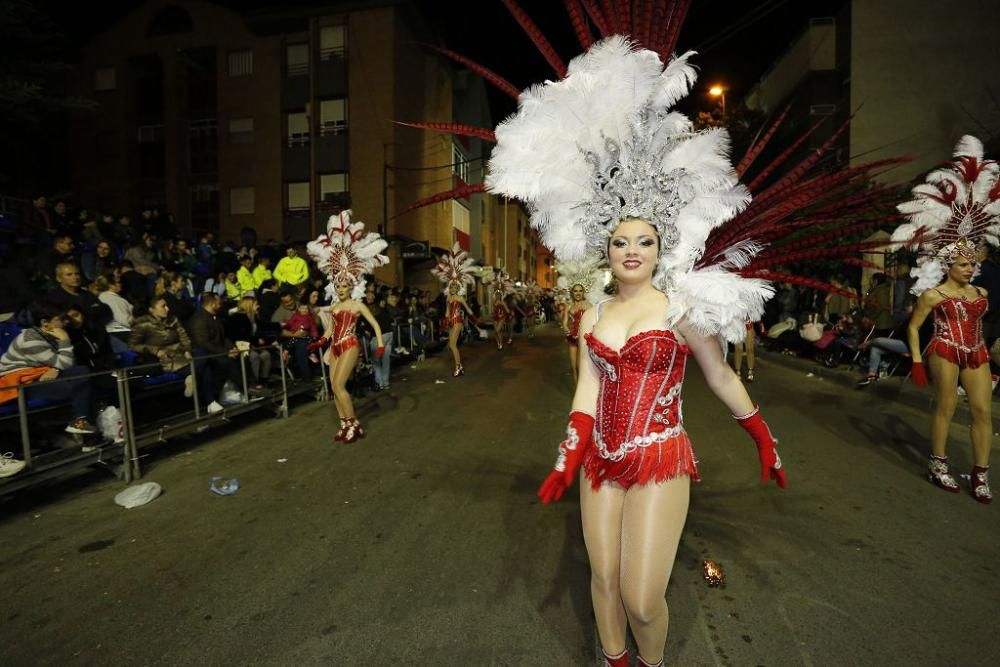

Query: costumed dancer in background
[
  {"left": 557, "top": 257, "right": 604, "bottom": 383},
  {"left": 491, "top": 270, "right": 515, "bottom": 350},
  {"left": 891, "top": 136, "right": 999, "bottom": 504},
  {"left": 431, "top": 243, "right": 479, "bottom": 377},
  {"left": 521, "top": 280, "right": 542, "bottom": 339},
  {"left": 733, "top": 321, "right": 756, "bottom": 382},
  {"left": 306, "top": 211, "right": 387, "bottom": 443},
  {"left": 488, "top": 39, "right": 786, "bottom": 666}
]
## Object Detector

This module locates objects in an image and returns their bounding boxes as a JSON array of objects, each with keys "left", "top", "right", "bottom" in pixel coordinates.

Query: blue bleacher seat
[{"left": 0, "top": 322, "right": 23, "bottom": 357}]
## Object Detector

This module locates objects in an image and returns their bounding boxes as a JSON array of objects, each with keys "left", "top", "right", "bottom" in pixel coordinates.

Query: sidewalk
[{"left": 758, "top": 348, "right": 1000, "bottom": 429}]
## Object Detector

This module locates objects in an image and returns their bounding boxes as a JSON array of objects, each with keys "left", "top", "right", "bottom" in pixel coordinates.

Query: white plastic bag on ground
[{"left": 114, "top": 482, "right": 162, "bottom": 508}]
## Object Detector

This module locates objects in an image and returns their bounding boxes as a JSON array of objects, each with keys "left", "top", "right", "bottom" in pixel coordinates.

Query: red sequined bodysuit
[
  {"left": 493, "top": 303, "right": 510, "bottom": 323},
  {"left": 581, "top": 304, "right": 699, "bottom": 489},
  {"left": 328, "top": 309, "right": 359, "bottom": 358},
  {"left": 926, "top": 289, "right": 989, "bottom": 368},
  {"left": 566, "top": 307, "right": 585, "bottom": 345},
  {"left": 446, "top": 300, "right": 464, "bottom": 328}
]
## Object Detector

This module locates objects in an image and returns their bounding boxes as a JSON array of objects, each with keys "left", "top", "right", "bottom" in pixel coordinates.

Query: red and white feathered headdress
[
  {"left": 306, "top": 210, "right": 388, "bottom": 301},
  {"left": 490, "top": 269, "right": 515, "bottom": 299},
  {"left": 431, "top": 242, "right": 479, "bottom": 296},
  {"left": 891, "top": 136, "right": 1000, "bottom": 295}
]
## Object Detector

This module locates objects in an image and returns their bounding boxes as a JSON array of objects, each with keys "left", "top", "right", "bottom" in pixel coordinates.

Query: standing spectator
[
  {"left": 226, "top": 296, "right": 272, "bottom": 388},
  {"left": 186, "top": 293, "right": 245, "bottom": 412},
  {"left": 92, "top": 275, "right": 133, "bottom": 352},
  {"left": 824, "top": 275, "right": 857, "bottom": 322},
  {"left": 236, "top": 255, "right": 256, "bottom": 297},
  {"left": 862, "top": 273, "right": 895, "bottom": 337},
  {"left": 273, "top": 246, "right": 309, "bottom": 288},
  {"left": 270, "top": 290, "right": 312, "bottom": 380},
  {"left": 777, "top": 282, "right": 800, "bottom": 323},
  {"left": 0, "top": 301, "right": 97, "bottom": 434},
  {"left": 81, "top": 239, "right": 117, "bottom": 282},
  {"left": 129, "top": 296, "right": 193, "bottom": 381},
  {"left": 252, "top": 254, "right": 273, "bottom": 289},
  {"left": 360, "top": 282, "right": 394, "bottom": 390}
]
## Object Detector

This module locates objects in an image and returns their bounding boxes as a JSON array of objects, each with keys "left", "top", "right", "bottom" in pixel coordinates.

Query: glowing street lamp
[{"left": 709, "top": 85, "right": 726, "bottom": 117}]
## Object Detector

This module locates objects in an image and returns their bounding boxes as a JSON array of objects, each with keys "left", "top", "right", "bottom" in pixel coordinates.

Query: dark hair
[
  {"left": 259, "top": 278, "right": 277, "bottom": 290},
  {"left": 201, "top": 292, "right": 221, "bottom": 307},
  {"left": 30, "top": 300, "right": 64, "bottom": 325},
  {"left": 278, "top": 288, "right": 297, "bottom": 301}
]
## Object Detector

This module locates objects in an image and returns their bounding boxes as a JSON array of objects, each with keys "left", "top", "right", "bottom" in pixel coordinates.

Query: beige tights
[{"left": 580, "top": 475, "right": 690, "bottom": 664}]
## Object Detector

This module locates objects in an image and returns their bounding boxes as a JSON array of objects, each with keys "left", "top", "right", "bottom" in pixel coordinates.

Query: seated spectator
[
  {"left": 252, "top": 254, "right": 273, "bottom": 289},
  {"left": 236, "top": 255, "right": 256, "bottom": 298},
  {"left": 226, "top": 296, "right": 273, "bottom": 389},
  {"left": 51, "top": 200, "right": 72, "bottom": 237},
  {"left": 92, "top": 275, "right": 133, "bottom": 352},
  {"left": 203, "top": 271, "right": 228, "bottom": 299},
  {"left": 124, "top": 233, "right": 161, "bottom": 277},
  {"left": 129, "top": 296, "right": 192, "bottom": 376},
  {"left": 81, "top": 239, "right": 117, "bottom": 282},
  {"left": 46, "top": 262, "right": 111, "bottom": 330},
  {"left": 23, "top": 195, "right": 53, "bottom": 242},
  {"left": 0, "top": 245, "right": 36, "bottom": 319},
  {"left": 270, "top": 290, "right": 312, "bottom": 380},
  {"left": 0, "top": 301, "right": 98, "bottom": 435},
  {"left": 34, "top": 235, "right": 75, "bottom": 290},
  {"left": 118, "top": 260, "right": 149, "bottom": 309},
  {"left": 224, "top": 270, "right": 242, "bottom": 303},
  {"left": 64, "top": 306, "right": 117, "bottom": 376},
  {"left": 171, "top": 238, "right": 198, "bottom": 277},
  {"left": 197, "top": 232, "right": 216, "bottom": 264},
  {"left": 111, "top": 214, "right": 138, "bottom": 248},
  {"left": 186, "top": 293, "right": 245, "bottom": 412},
  {"left": 282, "top": 301, "right": 319, "bottom": 340},
  {"left": 856, "top": 335, "right": 911, "bottom": 387},
  {"left": 273, "top": 246, "right": 309, "bottom": 288},
  {"left": 157, "top": 270, "right": 196, "bottom": 323}
]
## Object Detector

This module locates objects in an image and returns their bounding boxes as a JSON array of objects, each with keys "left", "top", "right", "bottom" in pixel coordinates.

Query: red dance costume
[
  {"left": 493, "top": 303, "right": 510, "bottom": 323},
  {"left": 446, "top": 300, "right": 464, "bottom": 328},
  {"left": 328, "top": 309, "right": 359, "bottom": 357},
  {"left": 565, "top": 308, "right": 585, "bottom": 345},
  {"left": 581, "top": 306, "right": 699, "bottom": 489},
  {"left": 926, "top": 289, "right": 989, "bottom": 369}
]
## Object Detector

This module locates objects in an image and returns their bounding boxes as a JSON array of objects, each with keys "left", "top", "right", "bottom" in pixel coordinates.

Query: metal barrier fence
[{"left": 1, "top": 343, "right": 295, "bottom": 495}]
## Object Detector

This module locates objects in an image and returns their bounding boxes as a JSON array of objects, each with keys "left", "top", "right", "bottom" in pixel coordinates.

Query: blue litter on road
[{"left": 209, "top": 477, "right": 240, "bottom": 496}]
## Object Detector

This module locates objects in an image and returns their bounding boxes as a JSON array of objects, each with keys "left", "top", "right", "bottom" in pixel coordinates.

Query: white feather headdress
[
  {"left": 431, "top": 242, "right": 479, "bottom": 296},
  {"left": 555, "top": 257, "right": 607, "bottom": 305},
  {"left": 486, "top": 37, "right": 769, "bottom": 342},
  {"left": 891, "top": 136, "right": 1000, "bottom": 295},
  {"left": 306, "top": 210, "right": 389, "bottom": 301}
]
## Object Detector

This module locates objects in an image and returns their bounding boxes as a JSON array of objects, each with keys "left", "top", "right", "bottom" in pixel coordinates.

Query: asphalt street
[{"left": 1, "top": 324, "right": 997, "bottom": 666}]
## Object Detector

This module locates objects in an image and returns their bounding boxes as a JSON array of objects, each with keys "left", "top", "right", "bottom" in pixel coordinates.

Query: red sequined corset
[
  {"left": 928, "top": 295, "right": 988, "bottom": 368},
  {"left": 330, "top": 309, "right": 359, "bottom": 356},
  {"left": 446, "top": 300, "right": 464, "bottom": 327},
  {"left": 585, "top": 330, "right": 689, "bottom": 461},
  {"left": 566, "top": 308, "right": 585, "bottom": 344}
]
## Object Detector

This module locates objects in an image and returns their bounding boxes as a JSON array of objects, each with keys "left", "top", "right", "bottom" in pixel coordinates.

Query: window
[
  {"left": 228, "top": 117, "right": 254, "bottom": 144},
  {"left": 230, "top": 187, "right": 255, "bottom": 215},
  {"left": 286, "top": 111, "right": 309, "bottom": 146},
  {"left": 95, "top": 67, "right": 117, "bottom": 92},
  {"left": 319, "top": 99, "right": 346, "bottom": 135},
  {"left": 320, "top": 25, "right": 345, "bottom": 60},
  {"left": 228, "top": 49, "right": 253, "bottom": 77},
  {"left": 287, "top": 182, "right": 311, "bottom": 210},
  {"left": 320, "top": 172, "right": 349, "bottom": 201},
  {"left": 452, "top": 142, "right": 469, "bottom": 183},
  {"left": 286, "top": 43, "right": 309, "bottom": 76}
]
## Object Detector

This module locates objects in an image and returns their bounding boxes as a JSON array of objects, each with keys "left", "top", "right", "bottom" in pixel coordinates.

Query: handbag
[{"left": 798, "top": 314, "right": 824, "bottom": 343}]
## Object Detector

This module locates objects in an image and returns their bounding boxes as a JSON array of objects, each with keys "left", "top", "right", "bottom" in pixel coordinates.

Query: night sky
[{"left": 44, "top": 0, "right": 847, "bottom": 121}]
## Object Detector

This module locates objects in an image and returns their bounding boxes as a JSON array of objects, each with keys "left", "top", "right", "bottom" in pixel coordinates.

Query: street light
[{"left": 709, "top": 85, "right": 726, "bottom": 117}]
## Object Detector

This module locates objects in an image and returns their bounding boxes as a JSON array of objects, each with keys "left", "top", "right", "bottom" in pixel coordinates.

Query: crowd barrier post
[
  {"left": 277, "top": 342, "right": 290, "bottom": 418},
  {"left": 239, "top": 350, "right": 250, "bottom": 399},
  {"left": 114, "top": 370, "right": 133, "bottom": 483},
  {"left": 16, "top": 383, "right": 31, "bottom": 468},
  {"left": 120, "top": 370, "right": 141, "bottom": 480},
  {"left": 188, "top": 358, "right": 201, "bottom": 419}
]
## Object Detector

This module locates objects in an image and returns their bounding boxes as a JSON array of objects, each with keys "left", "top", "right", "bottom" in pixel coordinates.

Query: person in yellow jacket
[
  {"left": 252, "top": 255, "right": 273, "bottom": 289},
  {"left": 273, "top": 246, "right": 310, "bottom": 287},
  {"left": 236, "top": 255, "right": 256, "bottom": 297},
  {"left": 224, "top": 271, "right": 242, "bottom": 302}
]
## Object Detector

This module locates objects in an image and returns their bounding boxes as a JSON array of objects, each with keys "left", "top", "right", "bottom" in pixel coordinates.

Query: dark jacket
[
  {"left": 225, "top": 312, "right": 259, "bottom": 344},
  {"left": 186, "top": 308, "right": 232, "bottom": 355},
  {"left": 129, "top": 314, "right": 191, "bottom": 370}
]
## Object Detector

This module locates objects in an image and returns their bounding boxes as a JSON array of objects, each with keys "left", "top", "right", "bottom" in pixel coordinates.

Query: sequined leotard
[
  {"left": 566, "top": 307, "right": 585, "bottom": 345},
  {"left": 328, "top": 309, "right": 359, "bottom": 357},
  {"left": 446, "top": 300, "right": 464, "bottom": 328},
  {"left": 581, "top": 302, "right": 699, "bottom": 489},
  {"left": 925, "top": 289, "right": 989, "bottom": 369}
]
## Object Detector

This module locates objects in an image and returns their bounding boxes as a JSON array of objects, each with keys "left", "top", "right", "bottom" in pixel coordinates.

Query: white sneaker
[
  {"left": 220, "top": 392, "right": 246, "bottom": 406},
  {"left": 207, "top": 401, "right": 224, "bottom": 414},
  {"left": 0, "top": 452, "right": 26, "bottom": 478},
  {"left": 184, "top": 374, "right": 194, "bottom": 398}
]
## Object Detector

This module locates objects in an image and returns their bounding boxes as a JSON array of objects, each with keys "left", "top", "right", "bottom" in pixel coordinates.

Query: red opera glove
[
  {"left": 910, "top": 361, "right": 929, "bottom": 386},
  {"left": 375, "top": 346, "right": 385, "bottom": 358},
  {"left": 306, "top": 337, "right": 329, "bottom": 352},
  {"left": 734, "top": 406, "right": 787, "bottom": 489},
  {"left": 538, "top": 411, "right": 594, "bottom": 504}
]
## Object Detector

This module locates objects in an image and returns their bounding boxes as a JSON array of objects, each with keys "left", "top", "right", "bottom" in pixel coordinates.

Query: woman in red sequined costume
[
  {"left": 904, "top": 253, "right": 992, "bottom": 502},
  {"left": 444, "top": 282, "right": 476, "bottom": 376},
  {"left": 892, "top": 136, "right": 998, "bottom": 504},
  {"left": 320, "top": 278, "right": 385, "bottom": 442},
  {"left": 492, "top": 286, "right": 514, "bottom": 350},
  {"left": 562, "top": 284, "right": 592, "bottom": 382}
]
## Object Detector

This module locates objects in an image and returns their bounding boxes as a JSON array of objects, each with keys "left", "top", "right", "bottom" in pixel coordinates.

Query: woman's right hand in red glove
[
  {"left": 910, "top": 361, "right": 929, "bottom": 386},
  {"left": 537, "top": 411, "right": 594, "bottom": 504}
]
